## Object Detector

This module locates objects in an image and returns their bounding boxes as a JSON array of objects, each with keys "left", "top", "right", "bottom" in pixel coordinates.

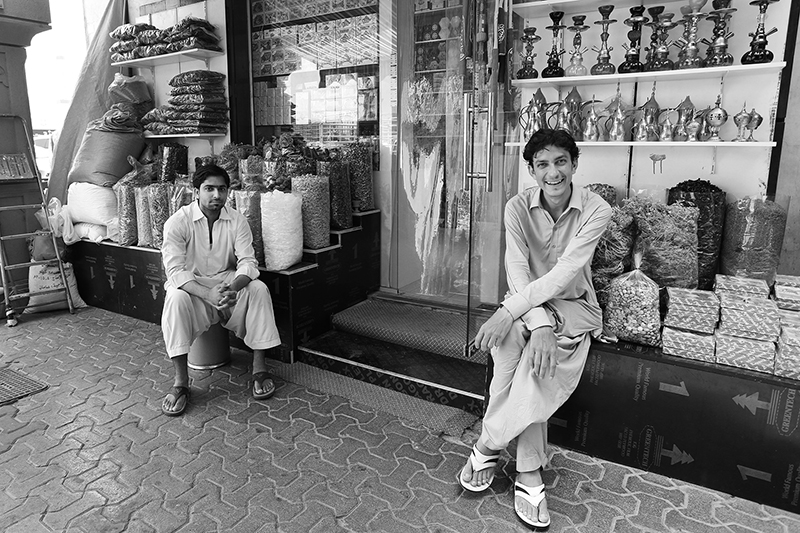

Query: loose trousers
[
  {"left": 162, "top": 279, "right": 281, "bottom": 358},
  {"left": 478, "top": 298, "right": 600, "bottom": 472}
]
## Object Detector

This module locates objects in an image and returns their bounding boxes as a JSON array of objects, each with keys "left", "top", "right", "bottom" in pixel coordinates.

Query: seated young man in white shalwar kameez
[
  {"left": 459, "top": 129, "right": 612, "bottom": 528},
  {"left": 160, "top": 164, "right": 281, "bottom": 416}
]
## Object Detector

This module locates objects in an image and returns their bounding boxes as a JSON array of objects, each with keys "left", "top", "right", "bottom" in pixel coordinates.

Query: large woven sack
[
  {"left": 24, "top": 263, "right": 87, "bottom": 313},
  {"left": 67, "top": 182, "right": 118, "bottom": 226},
  {"left": 67, "top": 125, "right": 145, "bottom": 187}
]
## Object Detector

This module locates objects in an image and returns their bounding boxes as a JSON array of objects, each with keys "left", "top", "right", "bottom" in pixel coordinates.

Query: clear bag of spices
[{"left": 603, "top": 254, "right": 662, "bottom": 347}]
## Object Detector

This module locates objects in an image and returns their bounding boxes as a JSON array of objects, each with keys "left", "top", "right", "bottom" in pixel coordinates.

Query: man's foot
[
  {"left": 252, "top": 372, "right": 275, "bottom": 400},
  {"left": 458, "top": 444, "right": 500, "bottom": 492},
  {"left": 161, "top": 386, "right": 190, "bottom": 417},
  {"left": 514, "top": 470, "right": 550, "bottom": 528}
]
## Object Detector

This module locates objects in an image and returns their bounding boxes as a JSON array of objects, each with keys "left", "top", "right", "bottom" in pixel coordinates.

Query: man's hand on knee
[
  {"left": 526, "top": 326, "right": 558, "bottom": 379},
  {"left": 475, "top": 307, "right": 514, "bottom": 352}
]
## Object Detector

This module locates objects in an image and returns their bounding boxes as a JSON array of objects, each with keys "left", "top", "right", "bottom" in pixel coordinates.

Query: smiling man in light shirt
[
  {"left": 160, "top": 164, "right": 281, "bottom": 417},
  {"left": 458, "top": 129, "right": 612, "bottom": 529}
]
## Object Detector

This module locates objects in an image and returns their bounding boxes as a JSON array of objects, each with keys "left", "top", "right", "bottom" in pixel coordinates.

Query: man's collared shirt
[
  {"left": 502, "top": 186, "right": 612, "bottom": 330},
  {"left": 161, "top": 201, "right": 260, "bottom": 289}
]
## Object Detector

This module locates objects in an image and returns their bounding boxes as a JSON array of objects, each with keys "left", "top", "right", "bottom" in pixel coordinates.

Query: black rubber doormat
[{"left": 0, "top": 368, "right": 48, "bottom": 406}]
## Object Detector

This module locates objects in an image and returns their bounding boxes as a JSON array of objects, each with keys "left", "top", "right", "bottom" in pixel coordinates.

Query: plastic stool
[{"left": 188, "top": 323, "right": 231, "bottom": 370}]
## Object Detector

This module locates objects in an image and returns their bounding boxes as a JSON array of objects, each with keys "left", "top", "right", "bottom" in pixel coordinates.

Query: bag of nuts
[{"left": 603, "top": 253, "right": 662, "bottom": 347}]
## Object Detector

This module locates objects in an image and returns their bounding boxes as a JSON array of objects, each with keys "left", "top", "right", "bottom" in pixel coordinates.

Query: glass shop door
[{"left": 393, "top": 0, "right": 516, "bottom": 350}]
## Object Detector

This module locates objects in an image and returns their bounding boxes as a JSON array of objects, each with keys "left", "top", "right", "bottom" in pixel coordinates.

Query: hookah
[
  {"left": 516, "top": 26, "right": 542, "bottom": 79},
  {"left": 645, "top": 11, "right": 679, "bottom": 71},
  {"left": 565, "top": 15, "right": 590, "bottom": 77},
  {"left": 591, "top": 5, "right": 617, "bottom": 75},
  {"left": 619, "top": 6, "right": 648, "bottom": 73},
  {"left": 705, "top": 95, "right": 729, "bottom": 141},
  {"left": 733, "top": 103, "right": 752, "bottom": 141},
  {"left": 675, "top": 0, "right": 708, "bottom": 69},
  {"left": 741, "top": 0, "right": 780, "bottom": 64},
  {"left": 519, "top": 88, "right": 549, "bottom": 141},
  {"left": 542, "top": 11, "right": 567, "bottom": 78},
  {"left": 702, "top": 0, "right": 736, "bottom": 67},
  {"left": 643, "top": 6, "right": 665, "bottom": 69}
]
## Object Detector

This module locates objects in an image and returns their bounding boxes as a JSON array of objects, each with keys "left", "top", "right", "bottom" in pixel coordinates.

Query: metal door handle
[{"left": 462, "top": 92, "right": 473, "bottom": 191}]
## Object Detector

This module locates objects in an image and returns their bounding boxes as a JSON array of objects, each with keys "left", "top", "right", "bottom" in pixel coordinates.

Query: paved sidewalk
[{"left": 1, "top": 307, "right": 799, "bottom": 532}]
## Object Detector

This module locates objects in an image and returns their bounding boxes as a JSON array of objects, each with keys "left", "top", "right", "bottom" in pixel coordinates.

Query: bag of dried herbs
[
  {"left": 158, "top": 142, "right": 188, "bottom": 182},
  {"left": 318, "top": 156, "right": 352, "bottom": 230},
  {"left": 720, "top": 196, "right": 789, "bottom": 285},
  {"left": 343, "top": 141, "right": 374, "bottom": 211},
  {"left": 603, "top": 254, "right": 662, "bottom": 347},
  {"left": 148, "top": 183, "right": 171, "bottom": 249},
  {"left": 585, "top": 183, "right": 617, "bottom": 207},
  {"left": 591, "top": 206, "right": 635, "bottom": 307},
  {"left": 293, "top": 174, "right": 331, "bottom": 250},
  {"left": 624, "top": 195, "right": 699, "bottom": 289},
  {"left": 667, "top": 179, "right": 726, "bottom": 290},
  {"left": 234, "top": 190, "right": 265, "bottom": 266}
]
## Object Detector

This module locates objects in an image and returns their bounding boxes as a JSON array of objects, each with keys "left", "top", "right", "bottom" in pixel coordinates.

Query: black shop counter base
[{"left": 551, "top": 340, "right": 800, "bottom": 514}]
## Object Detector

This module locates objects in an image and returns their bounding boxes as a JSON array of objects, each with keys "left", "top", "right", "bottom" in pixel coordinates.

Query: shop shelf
[
  {"left": 143, "top": 133, "right": 227, "bottom": 139},
  {"left": 511, "top": 62, "right": 786, "bottom": 89},
  {"left": 415, "top": 37, "right": 460, "bottom": 45},
  {"left": 111, "top": 48, "right": 225, "bottom": 68},
  {"left": 414, "top": 6, "right": 463, "bottom": 16},
  {"left": 504, "top": 140, "right": 776, "bottom": 147}
]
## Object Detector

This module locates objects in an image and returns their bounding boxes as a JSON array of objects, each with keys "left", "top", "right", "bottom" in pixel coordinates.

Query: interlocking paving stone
[{"left": 1, "top": 307, "right": 799, "bottom": 532}]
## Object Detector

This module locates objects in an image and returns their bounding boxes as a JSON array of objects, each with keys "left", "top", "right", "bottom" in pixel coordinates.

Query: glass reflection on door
[{"left": 394, "top": 1, "right": 471, "bottom": 308}]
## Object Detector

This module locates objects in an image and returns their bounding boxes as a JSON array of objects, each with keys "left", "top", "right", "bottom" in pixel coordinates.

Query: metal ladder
[{"left": 0, "top": 114, "right": 74, "bottom": 326}]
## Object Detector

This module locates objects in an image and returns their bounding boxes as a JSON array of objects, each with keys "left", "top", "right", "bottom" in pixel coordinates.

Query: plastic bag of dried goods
[
  {"left": 169, "top": 70, "right": 225, "bottom": 87},
  {"left": 115, "top": 184, "right": 137, "bottom": 246},
  {"left": 585, "top": 183, "right": 617, "bottom": 207},
  {"left": 233, "top": 190, "right": 264, "bottom": 266},
  {"left": 148, "top": 183, "right": 171, "bottom": 249},
  {"left": 720, "top": 196, "right": 789, "bottom": 285},
  {"left": 603, "top": 254, "right": 661, "bottom": 347},
  {"left": 342, "top": 142, "right": 374, "bottom": 211},
  {"left": 591, "top": 206, "right": 635, "bottom": 308},
  {"left": 109, "top": 22, "right": 156, "bottom": 41},
  {"left": 108, "top": 73, "right": 152, "bottom": 105},
  {"left": 293, "top": 175, "right": 330, "bottom": 250},
  {"left": 317, "top": 160, "right": 352, "bottom": 230},
  {"left": 135, "top": 187, "right": 153, "bottom": 248},
  {"left": 624, "top": 194, "right": 699, "bottom": 289},
  {"left": 668, "top": 179, "right": 727, "bottom": 291},
  {"left": 261, "top": 191, "right": 303, "bottom": 271},
  {"left": 158, "top": 142, "right": 189, "bottom": 182}
]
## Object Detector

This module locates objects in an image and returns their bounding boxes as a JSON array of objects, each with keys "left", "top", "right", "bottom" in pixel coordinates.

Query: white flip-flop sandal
[
  {"left": 458, "top": 445, "right": 500, "bottom": 492},
  {"left": 514, "top": 480, "right": 550, "bottom": 528}
]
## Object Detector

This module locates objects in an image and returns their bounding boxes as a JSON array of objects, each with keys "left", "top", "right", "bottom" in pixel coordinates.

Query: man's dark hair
[
  {"left": 192, "top": 164, "right": 230, "bottom": 189},
  {"left": 522, "top": 129, "right": 580, "bottom": 165}
]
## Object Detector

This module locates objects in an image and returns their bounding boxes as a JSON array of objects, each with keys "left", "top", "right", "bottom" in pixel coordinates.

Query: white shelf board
[
  {"left": 143, "top": 133, "right": 227, "bottom": 139},
  {"left": 504, "top": 141, "right": 776, "bottom": 147},
  {"left": 511, "top": 62, "right": 786, "bottom": 89},
  {"left": 513, "top": 0, "right": 689, "bottom": 17},
  {"left": 111, "top": 48, "right": 224, "bottom": 68}
]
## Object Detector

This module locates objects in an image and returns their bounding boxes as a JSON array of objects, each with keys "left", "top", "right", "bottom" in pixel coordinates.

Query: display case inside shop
[{"left": 250, "top": 0, "right": 380, "bottom": 144}]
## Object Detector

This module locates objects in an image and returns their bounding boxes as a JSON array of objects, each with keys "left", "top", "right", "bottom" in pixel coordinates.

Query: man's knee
[{"left": 242, "top": 279, "right": 269, "bottom": 301}]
